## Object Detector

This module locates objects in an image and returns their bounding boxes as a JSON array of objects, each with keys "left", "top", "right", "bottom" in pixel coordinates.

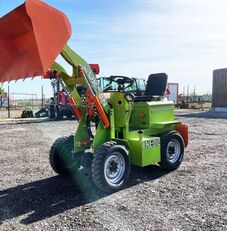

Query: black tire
[
  {"left": 67, "top": 113, "right": 72, "bottom": 119},
  {"left": 56, "top": 111, "right": 63, "bottom": 120},
  {"left": 49, "top": 105, "right": 55, "bottom": 119},
  {"left": 160, "top": 131, "right": 184, "bottom": 171},
  {"left": 91, "top": 141, "right": 131, "bottom": 193},
  {"left": 49, "top": 136, "right": 74, "bottom": 176}
]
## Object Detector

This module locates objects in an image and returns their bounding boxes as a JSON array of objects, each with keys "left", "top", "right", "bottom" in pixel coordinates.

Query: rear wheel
[
  {"left": 160, "top": 131, "right": 184, "bottom": 171},
  {"left": 91, "top": 142, "right": 131, "bottom": 193}
]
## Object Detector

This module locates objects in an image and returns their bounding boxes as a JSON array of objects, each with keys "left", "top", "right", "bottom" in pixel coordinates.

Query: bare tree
[
  {"left": 0, "top": 86, "right": 5, "bottom": 107},
  {"left": 0, "top": 86, "right": 5, "bottom": 95}
]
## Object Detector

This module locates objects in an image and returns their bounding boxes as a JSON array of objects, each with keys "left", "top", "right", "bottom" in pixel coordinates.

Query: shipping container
[
  {"left": 166, "top": 83, "right": 179, "bottom": 104},
  {"left": 212, "top": 68, "right": 227, "bottom": 111}
]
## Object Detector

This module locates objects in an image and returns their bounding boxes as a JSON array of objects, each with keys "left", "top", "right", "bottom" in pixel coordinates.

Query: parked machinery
[{"left": 48, "top": 78, "right": 74, "bottom": 119}]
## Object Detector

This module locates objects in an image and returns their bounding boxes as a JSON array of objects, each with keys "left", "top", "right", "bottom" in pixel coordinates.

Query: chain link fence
[{"left": 0, "top": 93, "right": 48, "bottom": 119}]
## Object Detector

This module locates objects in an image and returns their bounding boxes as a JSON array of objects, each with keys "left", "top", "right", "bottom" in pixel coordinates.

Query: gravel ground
[{"left": 0, "top": 111, "right": 226, "bottom": 230}]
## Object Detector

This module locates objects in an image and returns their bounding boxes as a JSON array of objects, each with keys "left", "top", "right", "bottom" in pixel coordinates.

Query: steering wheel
[
  {"left": 108, "top": 76, "right": 135, "bottom": 91},
  {"left": 109, "top": 75, "right": 134, "bottom": 84}
]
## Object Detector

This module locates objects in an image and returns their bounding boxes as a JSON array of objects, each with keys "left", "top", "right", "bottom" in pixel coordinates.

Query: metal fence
[{"left": 0, "top": 93, "right": 48, "bottom": 119}]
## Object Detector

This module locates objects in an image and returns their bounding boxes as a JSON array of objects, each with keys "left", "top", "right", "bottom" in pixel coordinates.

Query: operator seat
[{"left": 134, "top": 73, "right": 168, "bottom": 102}]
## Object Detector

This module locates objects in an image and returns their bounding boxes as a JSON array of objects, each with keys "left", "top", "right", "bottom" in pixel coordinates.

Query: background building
[{"left": 212, "top": 68, "right": 227, "bottom": 112}]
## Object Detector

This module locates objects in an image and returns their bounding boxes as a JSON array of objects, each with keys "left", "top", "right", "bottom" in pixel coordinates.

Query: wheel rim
[
  {"left": 166, "top": 139, "right": 181, "bottom": 163},
  {"left": 104, "top": 152, "right": 125, "bottom": 186}
]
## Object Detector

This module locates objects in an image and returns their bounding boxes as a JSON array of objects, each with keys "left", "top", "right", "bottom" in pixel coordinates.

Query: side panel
[
  {"left": 129, "top": 101, "right": 175, "bottom": 132},
  {"left": 128, "top": 136, "right": 161, "bottom": 167}
]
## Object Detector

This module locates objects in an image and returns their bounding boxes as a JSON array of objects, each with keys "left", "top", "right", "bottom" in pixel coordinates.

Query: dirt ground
[{"left": 0, "top": 111, "right": 226, "bottom": 231}]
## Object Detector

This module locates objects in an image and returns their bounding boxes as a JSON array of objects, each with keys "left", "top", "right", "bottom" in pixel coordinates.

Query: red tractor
[{"left": 48, "top": 79, "right": 74, "bottom": 119}]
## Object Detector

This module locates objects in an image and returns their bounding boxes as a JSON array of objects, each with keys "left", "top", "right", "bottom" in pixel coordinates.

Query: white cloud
[
  {"left": 69, "top": 0, "right": 227, "bottom": 94},
  {"left": 3, "top": 0, "right": 227, "bottom": 95}
]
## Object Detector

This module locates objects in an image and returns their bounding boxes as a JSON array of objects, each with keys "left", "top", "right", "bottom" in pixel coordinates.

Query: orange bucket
[{"left": 0, "top": 0, "right": 71, "bottom": 82}]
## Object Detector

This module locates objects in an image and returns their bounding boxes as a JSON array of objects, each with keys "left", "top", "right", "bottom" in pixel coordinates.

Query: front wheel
[
  {"left": 49, "top": 136, "right": 74, "bottom": 176},
  {"left": 91, "top": 142, "right": 131, "bottom": 193},
  {"left": 160, "top": 131, "right": 184, "bottom": 171}
]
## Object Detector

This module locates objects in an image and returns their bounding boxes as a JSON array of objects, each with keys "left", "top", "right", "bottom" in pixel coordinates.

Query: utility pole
[
  {"left": 194, "top": 85, "right": 196, "bottom": 102},
  {"left": 187, "top": 85, "right": 189, "bottom": 102},
  {"left": 8, "top": 85, "right": 10, "bottom": 118},
  {"left": 41, "top": 86, "right": 44, "bottom": 108}
]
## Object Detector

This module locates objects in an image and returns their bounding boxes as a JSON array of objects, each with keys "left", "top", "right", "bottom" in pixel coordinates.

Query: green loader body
[{"left": 51, "top": 47, "right": 188, "bottom": 193}]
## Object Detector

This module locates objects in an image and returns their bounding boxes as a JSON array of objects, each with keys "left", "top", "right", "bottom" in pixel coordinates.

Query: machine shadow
[{"left": 0, "top": 165, "right": 166, "bottom": 225}]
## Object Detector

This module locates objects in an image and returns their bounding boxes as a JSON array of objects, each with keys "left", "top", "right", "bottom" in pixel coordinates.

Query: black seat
[{"left": 134, "top": 73, "right": 168, "bottom": 102}]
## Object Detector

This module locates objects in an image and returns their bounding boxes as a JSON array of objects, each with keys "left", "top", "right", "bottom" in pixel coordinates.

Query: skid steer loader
[{"left": 0, "top": 0, "right": 188, "bottom": 193}]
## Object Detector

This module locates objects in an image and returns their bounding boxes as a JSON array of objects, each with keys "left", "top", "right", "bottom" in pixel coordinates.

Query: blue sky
[{"left": 1, "top": 0, "right": 227, "bottom": 97}]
